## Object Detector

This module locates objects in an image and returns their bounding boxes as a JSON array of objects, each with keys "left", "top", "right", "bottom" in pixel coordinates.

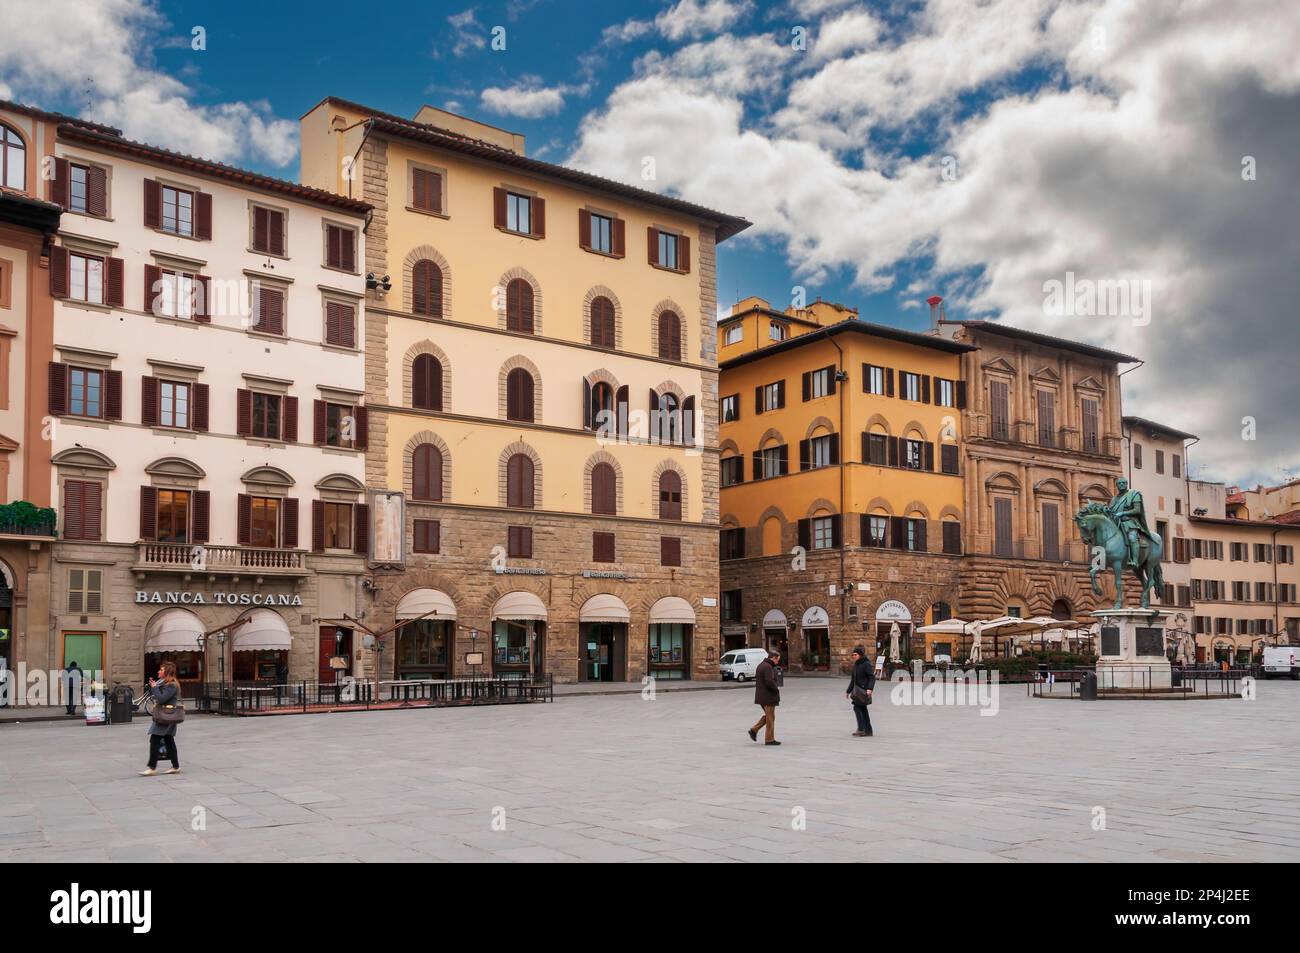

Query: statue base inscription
[{"left": 1093, "top": 608, "right": 1172, "bottom": 690}]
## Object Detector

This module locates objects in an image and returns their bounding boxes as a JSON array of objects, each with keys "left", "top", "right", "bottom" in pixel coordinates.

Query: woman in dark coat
[
  {"left": 139, "top": 661, "right": 182, "bottom": 776},
  {"left": 846, "top": 645, "right": 875, "bottom": 737}
]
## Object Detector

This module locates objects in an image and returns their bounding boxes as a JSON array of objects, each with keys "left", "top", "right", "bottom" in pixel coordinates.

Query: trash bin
[
  {"left": 1170, "top": 666, "right": 1182, "bottom": 687},
  {"left": 109, "top": 684, "right": 134, "bottom": 724},
  {"left": 1079, "top": 670, "right": 1098, "bottom": 701}
]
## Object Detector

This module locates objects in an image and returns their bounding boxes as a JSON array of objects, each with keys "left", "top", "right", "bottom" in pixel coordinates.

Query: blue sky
[{"left": 3, "top": 0, "right": 1299, "bottom": 489}]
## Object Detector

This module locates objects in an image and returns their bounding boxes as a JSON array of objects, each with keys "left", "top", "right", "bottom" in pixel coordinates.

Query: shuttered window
[
  {"left": 721, "top": 456, "right": 744, "bottom": 487},
  {"left": 593, "top": 532, "right": 616, "bottom": 563},
  {"left": 65, "top": 162, "right": 108, "bottom": 217},
  {"left": 324, "top": 224, "right": 356, "bottom": 271},
  {"left": 1082, "top": 398, "right": 1099, "bottom": 452},
  {"left": 942, "top": 521, "right": 962, "bottom": 555},
  {"left": 505, "top": 278, "right": 534, "bottom": 333},
  {"left": 994, "top": 497, "right": 1013, "bottom": 557},
  {"left": 413, "top": 518, "right": 440, "bottom": 554},
  {"left": 506, "top": 453, "right": 535, "bottom": 508},
  {"left": 990, "top": 380, "right": 1010, "bottom": 440},
  {"left": 411, "top": 259, "right": 443, "bottom": 317},
  {"left": 507, "top": 525, "right": 532, "bottom": 558},
  {"left": 412, "top": 168, "right": 442, "bottom": 213},
  {"left": 1042, "top": 503, "right": 1060, "bottom": 561},
  {"left": 412, "top": 354, "right": 443, "bottom": 411},
  {"left": 63, "top": 480, "right": 102, "bottom": 541},
  {"left": 720, "top": 527, "right": 745, "bottom": 560},
  {"left": 252, "top": 205, "right": 286, "bottom": 255},
  {"left": 657, "top": 310, "right": 682, "bottom": 361},
  {"left": 505, "top": 367, "right": 534, "bottom": 422},
  {"left": 591, "top": 463, "right": 617, "bottom": 515},
  {"left": 658, "top": 470, "right": 682, "bottom": 520},
  {"left": 940, "top": 443, "right": 959, "bottom": 474},
  {"left": 661, "top": 536, "right": 682, "bottom": 567},
  {"left": 1037, "top": 390, "right": 1055, "bottom": 447},
  {"left": 412, "top": 444, "right": 443, "bottom": 501},
  {"left": 253, "top": 285, "right": 285, "bottom": 335},
  {"left": 66, "top": 569, "right": 104, "bottom": 614},
  {"left": 324, "top": 300, "right": 356, "bottom": 348},
  {"left": 590, "top": 295, "right": 616, "bottom": 348}
]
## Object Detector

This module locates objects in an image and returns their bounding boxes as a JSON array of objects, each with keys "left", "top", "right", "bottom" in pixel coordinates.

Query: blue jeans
[{"left": 852, "top": 702, "right": 873, "bottom": 734}]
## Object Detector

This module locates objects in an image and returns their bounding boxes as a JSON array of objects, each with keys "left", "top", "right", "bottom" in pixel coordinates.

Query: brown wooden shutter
[
  {"left": 802, "top": 371, "right": 811, "bottom": 402},
  {"left": 143, "top": 179, "right": 161, "bottom": 228},
  {"left": 923, "top": 442, "right": 935, "bottom": 471},
  {"left": 532, "top": 197, "right": 545, "bottom": 237},
  {"left": 592, "top": 464, "right": 616, "bottom": 515},
  {"left": 141, "top": 376, "right": 159, "bottom": 427},
  {"left": 921, "top": 374, "right": 931, "bottom": 403},
  {"left": 994, "top": 497, "right": 1013, "bottom": 556},
  {"left": 63, "top": 482, "right": 83, "bottom": 540},
  {"left": 195, "top": 275, "right": 211, "bottom": 322},
  {"left": 777, "top": 443, "right": 788, "bottom": 474},
  {"left": 48, "top": 362, "right": 68, "bottom": 416},
  {"left": 799, "top": 438, "right": 811, "bottom": 471},
  {"left": 139, "top": 486, "right": 157, "bottom": 540},
  {"left": 777, "top": 380, "right": 786, "bottom": 408},
  {"left": 269, "top": 210, "right": 285, "bottom": 256},
  {"left": 797, "top": 518, "right": 811, "bottom": 550},
  {"left": 236, "top": 388, "right": 252, "bottom": 435},
  {"left": 193, "top": 191, "right": 212, "bottom": 240},
  {"left": 679, "top": 234, "right": 691, "bottom": 274},
  {"left": 826, "top": 365, "right": 837, "bottom": 396},
  {"left": 354, "top": 406, "right": 368, "bottom": 450},
  {"left": 83, "top": 482, "right": 102, "bottom": 540},
  {"left": 253, "top": 205, "right": 269, "bottom": 251},
  {"left": 887, "top": 436, "right": 900, "bottom": 467},
  {"left": 612, "top": 218, "right": 626, "bottom": 258},
  {"left": 885, "top": 368, "right": 895, "bottom": 397},
  {"left": 192, "top": 490, "right": 210, "bottom": 544},
  {"left": 862, "top": 432, "right": 869, "bottom": 464},
  {"left": 1042, "top": 502, "right": 1060, "bottom": 560},
  {"left": 86, "top": 166, "right": 108, "bottom": 217},
  {"left": 283, "top": 395, "right": 298, "bottom": 442},
  {"left": 313, "top": 399, "right": 327, "bottom": 445},
  {"left": 353, "top": 503, "right": 369, "bottom": 555},
  {"left": 493, "top": 187, "right": 507, "bottom": 228},
  {"left": 956, "top": 380, "right": 967, "bottom": 409},
  {"left": 682, "top": 395, "right": 695, "bottom": 444},
  {"left": 49, "top": 246, "right": 69, "bottom": 298},
  {"left": 659, "top": 471, "right": 682, "bottom": 520},
  {"left": 257, "top": 287, "right": 284, "bottom": 334},
  {"left": 752, "top": 451, "right": 762, "bottom": 481},
  {"left": 192, "top": 383, "right": 209, "bottom": 432},
  {"left": 577, "top": 208, "right": 591, "bottom": 250},
  {"left": 593, "top": 532, "right": 615, "bottom": 563},
  {"left": 143, "top": 265, "right": 162, "bottom": 316},
  {"left": 104, "top": 370, "right": 122, "bottom": 420},
  {"left": 755, "top": 385, "right": 764, "bottom": 414},
  {"left": 828, "top": 433, "right": 839, "bottom": 464},
  {"left": 616, "top": 385, "right": 629, "bottom": 438},
  {"left": 647, "top": 226, "right": 659, "bottom": 266},
  {"left": 309, "top": 500, "right": 325, "bottom": 553},
  {"left": 413, "top": 355, "right": 429, "bottom": 408},
  {"left": 281, "top": 498, "right": 299, "bottom": 549},
  {"left": 661, "top": 536, "right": 681, "bottom": 566},
  {"left": 105, "top": 257, "right": 124, "bottom": 308},
  {"left": 49, "top": 157, "right": 70, "bottom": 207},
  {"left": 237, "top": 493, "right": 252, "bottom": 545}
]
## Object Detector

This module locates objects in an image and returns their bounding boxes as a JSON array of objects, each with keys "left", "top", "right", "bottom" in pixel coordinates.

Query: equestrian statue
[{"left": 1073, "top": 477, "right": 1164, "bottom": 609}]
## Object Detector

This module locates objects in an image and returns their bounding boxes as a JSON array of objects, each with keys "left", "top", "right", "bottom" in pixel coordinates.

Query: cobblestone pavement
[{"left": 2, "top": 677, "right": 1297, "bottom": 862}]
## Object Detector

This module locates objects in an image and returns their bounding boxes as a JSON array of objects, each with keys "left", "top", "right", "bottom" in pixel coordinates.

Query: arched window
[
  {"left": 411, "top": 259, "right": 442, "bottom": 317},
  {"left": 590, "top": 296, "right": 615, "bottom": 348},
  {"left": 658, "top": 393, "right": 679, "bottom": 444},
  {"left": 412, "top": 354, "right": 442, "bottom": 411},
  {"left": 506, "top": 278, "right": 534, "bottom": 334},
  {"left": 589, "top": 381, "right": 614, "bottom": 431},
  {"left": 658, "top": 470, "right": 682, "bottom": 520},
  {"left": 657, "top": 310, "right": 681, "bottom": 361},
  {"left": 931, "top": 601, "right": 952, "bottom": 624},
  {"left": 591, "top": 463, "right": 617, "bottom": 515},
  {"left": 506, "top": 368, "right": 534, "bottom": 422},
  {"left": 506, "top": 453, "right": 534, "bottom": 508},
  {"left": 1, "top": 123, "right": 25, "bottom": 191},
  {"left": 412, "top": 444, "right": 443, "bottom": 501}
]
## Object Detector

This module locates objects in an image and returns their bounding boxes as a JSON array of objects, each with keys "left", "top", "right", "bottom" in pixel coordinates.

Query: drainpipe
[{"left": 829, "top": 333, "right": 849, "bottom": 665}]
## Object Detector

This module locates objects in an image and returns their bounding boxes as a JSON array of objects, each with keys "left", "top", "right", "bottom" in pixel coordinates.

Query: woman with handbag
[
  {"left": 846, "top": 645, "right": 875, "bottom": 737},
  {"left": 139, "top": 661, "right": 184, "bottom": 776}
]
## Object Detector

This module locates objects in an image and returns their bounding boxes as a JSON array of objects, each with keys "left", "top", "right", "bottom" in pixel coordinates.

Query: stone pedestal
[{"left": 1094, "top": 608, "right": 1172, "bottom": 689}]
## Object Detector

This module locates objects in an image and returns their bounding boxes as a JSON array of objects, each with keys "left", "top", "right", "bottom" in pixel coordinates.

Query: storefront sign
[
  {"left": 801, "top": 605, "right": 829, "bottom": 628},
  {"left": 875, "top": 599, "right": 912, "bottom": 622},
  {"left": 582, "top": 570, "right": 627, "bottom": 579},
  {"left": 493, "top": 567, "right": 546, "bottom": 576},
  {"left": 135, "top": 590, "right": 304, "bottom": 607},
  {"left": 701, "top": 597, "right": 717, "bottom": 607},
  {"left": 370, "top": 490, "right": 405, "bottom": 567}
]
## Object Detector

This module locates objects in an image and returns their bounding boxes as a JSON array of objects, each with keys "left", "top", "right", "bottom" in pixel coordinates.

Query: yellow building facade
[
  {"left": 301, "top": 99, "right": 748, "bottom": 684},
  {"left": 717, "top": 297, "right": 973, "bottom": 669}
]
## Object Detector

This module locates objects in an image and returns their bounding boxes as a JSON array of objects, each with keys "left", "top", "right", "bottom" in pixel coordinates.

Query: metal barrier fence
[
  {"left": 1028, "top": 665, "right": 1244, "bottom": 699},
  {"left": 194, "top": 674, "right": 554, "bottom": 715}
]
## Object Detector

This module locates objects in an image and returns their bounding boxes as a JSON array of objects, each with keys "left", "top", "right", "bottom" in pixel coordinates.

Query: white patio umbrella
[
  {"left": 1025, "top": 616, "right": 1083, "bottom": 653},
  {"left": 916, "top": 617, "right": 971, "bottom": 661},
  {"left": 888, "top": 621, "right": 902, "bottom": 663},
  {"left": 977, "top": 616, "right": 1049, "bottom": 658}
]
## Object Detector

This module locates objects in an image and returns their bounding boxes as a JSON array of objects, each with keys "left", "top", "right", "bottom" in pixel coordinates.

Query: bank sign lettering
[{"left": 135, "top": 590, "right": 304, "bottom": 607}]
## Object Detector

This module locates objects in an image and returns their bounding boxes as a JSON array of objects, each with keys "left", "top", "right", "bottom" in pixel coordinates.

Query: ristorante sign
[{"left": 135, "top": 590, "right": 304, "bottom": 607}]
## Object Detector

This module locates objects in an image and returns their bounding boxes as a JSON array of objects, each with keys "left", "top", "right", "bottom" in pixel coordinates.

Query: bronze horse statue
[{"left": 1074, "top": 503, "right": 1164, "bottom": 609}]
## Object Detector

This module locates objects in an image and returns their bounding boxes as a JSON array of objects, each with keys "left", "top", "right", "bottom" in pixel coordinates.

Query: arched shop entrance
[
  {"left": 875, "top": 600, "right": 913, "bottom": 663},
  {"left": 801, "top": 605, "right": 830, "bottom": 670},
  {"left": 492, "top": 591, "right": 546, "bottom": 676},
  {"left": 143, "top": 608, "right": 205, "bottom": 697},
  {"left": 762, "top": 609, "right": 789, "bottom": 668},
  {"left": 394, "top": 588, "right": 458, "bottom": 680},
  {"left": 648, "top": 596, "right": 695, "bottom": 680},
  {"left": 231, "top": 608, "right": 291, "bottom": 684},
  {"left": 580, "top": 594, "right": 630, "bottom": 682}
]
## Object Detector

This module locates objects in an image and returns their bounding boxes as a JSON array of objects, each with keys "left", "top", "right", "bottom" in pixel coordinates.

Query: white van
[
  {"left": 720, "top": 647, "right": 768, "bottom": 681},
  {"left": 1262, "top": 646, "right": 1299, "bottom": 679}
]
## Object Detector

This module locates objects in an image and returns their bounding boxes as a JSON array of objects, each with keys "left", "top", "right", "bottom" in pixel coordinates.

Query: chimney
[{"left": 927, "top": 295, "right": 946, "bottom": 329}]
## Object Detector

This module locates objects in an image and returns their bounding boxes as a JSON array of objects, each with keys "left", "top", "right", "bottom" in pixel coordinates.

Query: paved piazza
[{"left": 2, "top": 678, "right": 1298, "bottom": 863}]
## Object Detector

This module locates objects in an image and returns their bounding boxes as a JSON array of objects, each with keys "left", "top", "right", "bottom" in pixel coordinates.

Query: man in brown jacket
[{"left": 747, "top": 649, "right": 782, "bottom": 745}]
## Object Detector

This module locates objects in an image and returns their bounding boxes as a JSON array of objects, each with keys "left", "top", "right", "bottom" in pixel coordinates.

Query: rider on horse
[{"left": 1108, "top": 477, "right": 1156, "bottom": 570}]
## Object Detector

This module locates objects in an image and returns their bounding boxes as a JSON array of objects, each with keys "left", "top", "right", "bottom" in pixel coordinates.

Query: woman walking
[
  {"left": 846, "top": 645, "right": 875, "bottom": 737},
  {"left": 139, "top": 661, "right": 182, "bottom": 776}
]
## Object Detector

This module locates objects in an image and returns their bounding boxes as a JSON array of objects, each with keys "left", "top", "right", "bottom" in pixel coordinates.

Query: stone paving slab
[{"left": 1, "top": 678, "right": 1299, "bottom": 862}]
